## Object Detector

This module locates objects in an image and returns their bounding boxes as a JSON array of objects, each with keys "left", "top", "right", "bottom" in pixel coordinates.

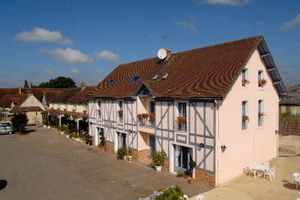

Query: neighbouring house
[
  {"left": 0, "top": 88, "right": 68, "bottom": 124},
  {"left": 0, "top": 93, "right": 45, "bottom": 125},
  {"left": 88, "top": 35, "right": 286, "bottom": 186},
  {"left": 280, "top": 85, "right": 300, "bottom": 116},
  {"left": 45, "top": 86, "right": 95, "bottom": 134}
]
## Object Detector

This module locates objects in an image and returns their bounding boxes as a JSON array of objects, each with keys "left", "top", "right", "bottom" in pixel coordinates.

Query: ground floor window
[
  {"left": 174, "top": 145, "right": 193, "bottom": 173},
  {"left": 149, "top": 135, "right": 156, "bottom": 157},
  {"left": 117, "top": 132, "right": 126, "bottom": 148}
]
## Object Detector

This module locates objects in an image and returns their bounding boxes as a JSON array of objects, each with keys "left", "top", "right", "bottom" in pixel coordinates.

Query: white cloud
[
  {"left": 42, "top": 47, "right": 93, "bottom": 64},
  {"left": 177, "top": 21, "right": 197, "bottom": 31},
  {"left": 281, "top": 13, "right": 300, "bottom": 31},
  {"left": 96, "top": 50, "right": 119, "bottom": 62},
  {"left": 69, "top": 68, "right": 79, "bottom": 74},
  {"left": 15, "top": 27, "right": 71, "bottom": 44},
  {"left": 43, "top": 69, "right": 55, "bottom": 76},
  {"left": 203, "top": 0, "right": 249, "bottom": 6}
]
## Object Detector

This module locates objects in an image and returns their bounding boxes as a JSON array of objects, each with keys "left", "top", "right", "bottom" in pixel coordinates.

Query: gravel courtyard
[{"left": 0, "top": 127, "right": 210, "bottom": 200}]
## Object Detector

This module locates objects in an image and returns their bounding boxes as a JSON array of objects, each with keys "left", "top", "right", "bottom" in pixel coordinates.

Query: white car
[{"left": 0, "top": 123, "right": 13, "bottom": 135}]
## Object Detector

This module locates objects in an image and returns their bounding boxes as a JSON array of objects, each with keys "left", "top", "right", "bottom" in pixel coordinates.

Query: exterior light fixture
[{"left": 221, "top": 145, "right": 227, "bottom": 152}]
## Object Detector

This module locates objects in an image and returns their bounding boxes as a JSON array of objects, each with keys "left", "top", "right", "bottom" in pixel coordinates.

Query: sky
[{"left": 0, "top": 0, "right": 300, "bottom": 87}]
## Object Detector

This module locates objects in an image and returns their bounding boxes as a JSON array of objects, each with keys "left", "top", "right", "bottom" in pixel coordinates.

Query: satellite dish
[{"left": 157, "top": 48, "right": 171, "bottom": 60}]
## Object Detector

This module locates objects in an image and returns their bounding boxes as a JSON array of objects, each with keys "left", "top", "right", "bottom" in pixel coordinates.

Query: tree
[
  {"left": 11, "top": 113, "right": 28, "bottom": 134},
  {"left": 36, "top": 76, "right": 77, "bottom": 88},
  {"left": 24, "top": 80, "right": 29, "bottom": 88}
]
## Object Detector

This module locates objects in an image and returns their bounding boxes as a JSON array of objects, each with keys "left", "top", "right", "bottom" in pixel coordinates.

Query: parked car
[{"left": 0, "top": 123, "right": 13, "bottom": 135}]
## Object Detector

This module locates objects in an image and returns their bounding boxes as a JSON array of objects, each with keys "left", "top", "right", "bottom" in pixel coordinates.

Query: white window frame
[
  {"left": 258, "top": 70, "right": 264, "bottom": 87},
  {"left": 242, "top": 68, "right": 249, "bottom": 87},
  {"left": 242, "top": 101, "right": 249, "bottom": 130},
  {"left": 117, "top": 100, "right": 124, "bottom": 123},
  {"left": 258, "top": 100, "right": 264, "bottom": 126},
  {"left": 175, "top": 101, "right": 188, "bottom": 132}
]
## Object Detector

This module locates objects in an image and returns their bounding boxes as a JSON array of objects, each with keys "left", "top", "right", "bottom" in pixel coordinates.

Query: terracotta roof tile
[
  {"left": 10, "top": 106, "right": 44, "bottom": 113},
  {"left": 89, "top": 36, "right": 265, "bottom": 99}
]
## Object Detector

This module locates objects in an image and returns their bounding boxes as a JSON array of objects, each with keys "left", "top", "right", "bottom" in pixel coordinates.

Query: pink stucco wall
[{"left": 216, "top": 49, "right": 279, "bottom": 185}]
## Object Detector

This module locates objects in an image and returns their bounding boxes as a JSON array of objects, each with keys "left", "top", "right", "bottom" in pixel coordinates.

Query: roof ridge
[{"left": 118, "top": 35, "right": 263, "bottom": 66}]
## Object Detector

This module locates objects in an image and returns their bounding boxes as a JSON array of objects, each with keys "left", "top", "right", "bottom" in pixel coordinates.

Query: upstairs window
[
  {"left": 97, "top": 100, "right": 101, "bottom": 118},
  {"left": 258, "top": 70, "right": 267, "bottom": 87},
  {"left": 131, "top": 76, "right": 141, "bottom": 84},
  {"left": 258, "top": 100, "right": 264, "bottom": 126},
  {"left": 117, "top": 100, "right": 123, "bottom": 122},
  {"left": 242, "top": 68, "right": 249, "bottom": 86},
  {"left": 177, "top": 102, "right": 187, "bottom": 132},
  {"left": 242, "top": 101, "right": 249, "bottom": 130}
]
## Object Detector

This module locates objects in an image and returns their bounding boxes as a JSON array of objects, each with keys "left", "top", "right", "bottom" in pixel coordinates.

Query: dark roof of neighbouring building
[{"left": 89, "top": 35, "right": 286, "bottom": 99}]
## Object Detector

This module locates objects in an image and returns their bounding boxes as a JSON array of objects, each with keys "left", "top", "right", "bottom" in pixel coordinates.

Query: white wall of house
[{"left": 216, "top": 49, "right": 279, "bottom": 185}]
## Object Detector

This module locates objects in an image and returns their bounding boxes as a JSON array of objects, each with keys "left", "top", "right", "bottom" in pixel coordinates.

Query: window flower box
[
  {"left": 176, "top": 116, "right": 187, "bottom": 125},
  {"left": 242, "top": 79, "right": 250, "bottom": 86},
  {"left": 242, "top": 115, "right": 249, "bottom": 121},
  {"left": 258, "top": 79, "right": 267, "bottom": 87},
  {"left": 117, "top": 109, "right": 123, "bottom": 116}
]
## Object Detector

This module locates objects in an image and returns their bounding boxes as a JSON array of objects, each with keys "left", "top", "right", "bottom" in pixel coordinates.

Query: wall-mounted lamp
[
  {"left": 198, "top": 143, "right": 205, "bottom": 149},
  {"left": 221, "top": 145, "right": 227, "bottom": 152}
]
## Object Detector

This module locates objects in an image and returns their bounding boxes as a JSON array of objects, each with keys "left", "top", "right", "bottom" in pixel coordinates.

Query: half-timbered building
[{"left": 88, "top": 36, "right": 286, "bottom": 186}]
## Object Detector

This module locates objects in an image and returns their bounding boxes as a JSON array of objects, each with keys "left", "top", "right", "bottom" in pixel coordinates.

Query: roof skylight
[
  {"left": 131, "top": 76, "right": 141, "bottom": 83},
  {"left": 152, "top": 74, "right": 159, "bottom": 80},
  {"left": 108, "top": 79, "right": 115, "bottom": 86}
]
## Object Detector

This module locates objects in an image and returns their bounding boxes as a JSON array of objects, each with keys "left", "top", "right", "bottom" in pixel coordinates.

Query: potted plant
[
  {"left": 242, "top": 115, "right": 249, "bottom": 121},
  {"left": 189, "top": 160, "right": 197, "bottom": 179},
  {"left": 258, "top": 79, "right": 267, "bottom": 87},
  {"left": 127, "top": 148, "right": 133, "bottom": 162},
  {"left": 117, "top": 146, "right": 127, "bottom": 160},
  {"left": 117, "top": 109, "right": 123, "bottom": 116},
  {"left": 152, "top": 151, "right": 167, "bottom": 172},
  {"left": 176, "top": 116, "right": 186, "bottom": 125}
]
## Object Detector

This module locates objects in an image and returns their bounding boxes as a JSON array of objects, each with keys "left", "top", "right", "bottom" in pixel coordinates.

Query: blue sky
[{"left": 0, "top": 0, "right": 300, "bottom": 87}]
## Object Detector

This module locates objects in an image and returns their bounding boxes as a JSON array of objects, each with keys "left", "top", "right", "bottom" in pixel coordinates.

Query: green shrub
[
  {"left": 152, "top": 151, "right": 167, "bottom": 166},
  {"left": 155, "top": 185, "right": 184, "bottom": 200},
  {"left": 189, "top": 160, "right": 196, "bottom": 169},
  {"left": 117, "top": 146, "right": 128, "bottom": 159},
  {"left": 11, "top": 113, "right": 28, "bottom": 134}
]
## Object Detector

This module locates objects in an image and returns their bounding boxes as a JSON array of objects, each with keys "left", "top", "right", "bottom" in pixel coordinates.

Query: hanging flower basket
[
  {"left": 141, "top": 113, "right": 149, "bottom": 119},
  {"left": 242, "top": 79, "right": 250, "bottom": 86},
  {"left": 117, "top": 109, "right": 123, "bottom": 116},
  {"left": 176, "top": 116, "right": 187, "bottom": 125},
  {"left": 258, "top": 79, "right": 267, "bottom": 87},
  {"left": 242, "top": 115, "right": 249, "bottom": 121}
]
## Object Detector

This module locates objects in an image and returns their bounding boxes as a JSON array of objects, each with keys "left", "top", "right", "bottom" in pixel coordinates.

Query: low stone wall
[
  {"left": 195, "top": 169, "right": 215, "bottom": 187},
  {"left": 280, "top": 120, "right": 300, "bottom": 135}
]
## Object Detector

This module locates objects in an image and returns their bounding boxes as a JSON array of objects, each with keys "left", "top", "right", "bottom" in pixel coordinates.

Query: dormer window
[
  {"left": 242, "top": 68, "right": 249, "bottom": 86},
  {"left": 108, "top": 79, "right": 115, "bottom": 86},
  {"left": 131, "top": 76, "right": 141, "bottom": 83},
  {"left": 152, "top": 74, "right": 159, "bottom": 80},
  {"left": 162, "top": 73, "right": 169, "bottom": 79}
]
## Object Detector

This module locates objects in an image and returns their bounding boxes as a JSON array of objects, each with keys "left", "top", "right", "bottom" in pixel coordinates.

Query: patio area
[{"left": 202, "top": 144, "right": 300, "bottom": 200}]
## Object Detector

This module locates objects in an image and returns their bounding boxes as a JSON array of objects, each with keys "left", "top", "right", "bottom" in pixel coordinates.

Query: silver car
[{"left": 0, "top": 123, "right": 13, "bottom": 134}]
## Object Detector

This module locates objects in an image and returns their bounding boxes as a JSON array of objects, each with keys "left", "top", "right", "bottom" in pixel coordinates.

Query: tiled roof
[
  {"left": 89, "top": 35, "right": 286, "bottom": 99},
  {"left": 46, "top": 108, "right": 88, "bottom": 119},
  {"left": 10, "top": 106, "right": 44, "bottom": 113},
  {"left": 67, "top": 86, "right": 96, "bottom": 104},
  {"left": 0, "top": 94, "right": 28, "bottom": 108}
]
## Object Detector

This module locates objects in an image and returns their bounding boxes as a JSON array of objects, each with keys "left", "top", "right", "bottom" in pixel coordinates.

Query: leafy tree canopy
[{"left": 33, "top": 76, "right": 77, "bottom": 88}]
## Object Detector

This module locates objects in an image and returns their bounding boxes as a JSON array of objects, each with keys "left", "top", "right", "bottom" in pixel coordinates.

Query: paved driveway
[{"left": 0, "top": 127, "right": 211, "bottom": 200}]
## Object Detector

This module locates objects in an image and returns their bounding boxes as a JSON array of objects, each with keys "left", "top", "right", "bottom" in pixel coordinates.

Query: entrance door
[
  {"left": 117, "top": 132, "right": 126, "bottom": 148},
  {"left": 174, "top": 145, "right": 192, "bottom": 173},
  {"left": 149, "top": 135, "right": 156, "bottom": 157}
]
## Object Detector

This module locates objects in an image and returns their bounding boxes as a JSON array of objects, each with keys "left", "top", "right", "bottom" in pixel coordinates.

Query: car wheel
[{"left": 9, "top": 132, "right": 12, "bottom": 135}]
